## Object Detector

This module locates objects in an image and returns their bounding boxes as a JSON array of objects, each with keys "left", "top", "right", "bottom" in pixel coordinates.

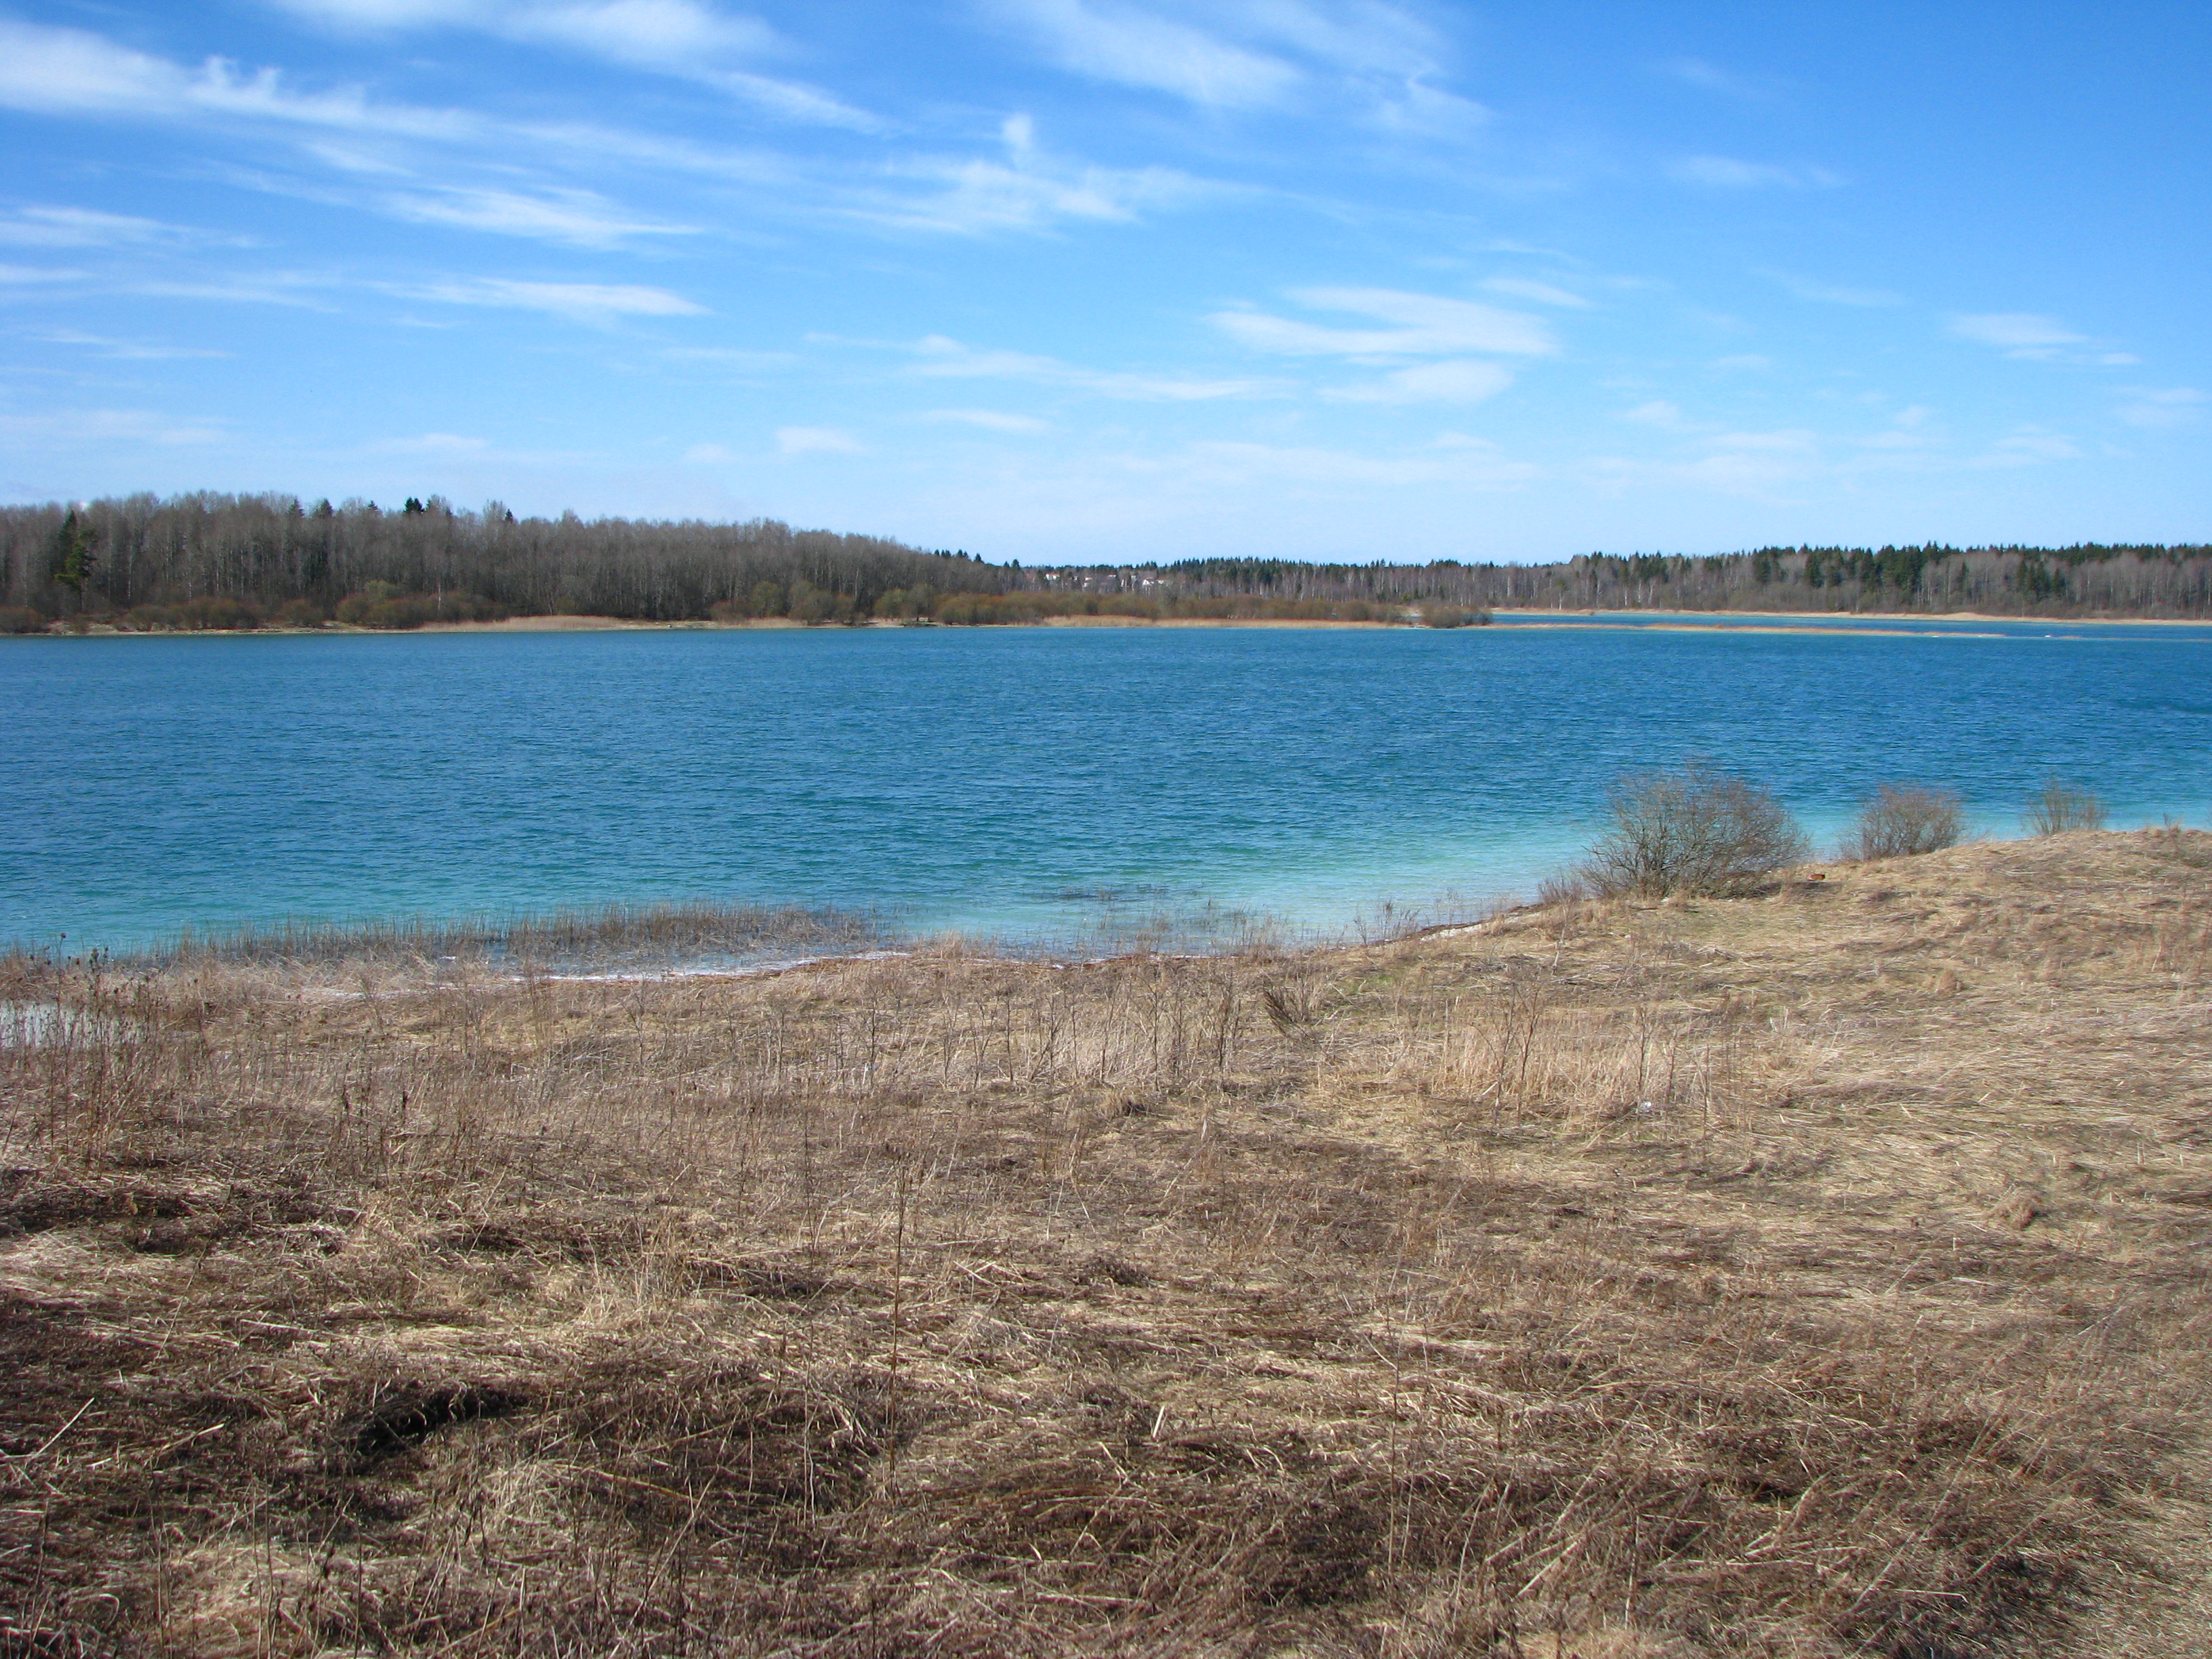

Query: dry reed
[{"left": 3, "top": 830, "right": 2209, "bottom": 1656}]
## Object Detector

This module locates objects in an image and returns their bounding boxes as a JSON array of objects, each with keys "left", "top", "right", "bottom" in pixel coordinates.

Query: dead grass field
[{"left": 3, "top": 830, "right": 2209, "bottom": 1658}]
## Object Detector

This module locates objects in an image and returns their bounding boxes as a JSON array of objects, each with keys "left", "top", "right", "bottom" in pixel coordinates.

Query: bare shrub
[
  {"left": 1580, "top": 760, "right": 1809, "bottom": 897},
  {"left": 2024, "top": 777, "right": 2108, "bottom": 836},
  {"left": 1842, "top": 782, "right": 1965, "bottom": 861},
  {"left": 1535, "top": 869, "right": 1589, "bottom": 906}
]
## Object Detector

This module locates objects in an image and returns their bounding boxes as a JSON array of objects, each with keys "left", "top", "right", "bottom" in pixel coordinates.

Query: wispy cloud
[
  {"left": 371, "top": 430, "right": 491, "bottom": 454},
  {"left": 402, "top": 278, "right": 708, "bottom": 321},
  {"left": 2114, "top": 386, "right": 2205, "bottom": 429},
  {"left": 909, "top": 334, "right": 1273, "bottom": 401},
  {"left": 0, "top": 407, "right": 227, "bottom": 446},
  {"left": 0, "top": 263, "right": 88, "bottom": 286},
  {"left": 1769, "top": 271, "right": 1905, "bottom": 306},
  {"left": 1948, "top": 312, "right": 2083, "bottom": 352},
  {"left": 982, "top": 0, "right": 1486, "bottom": 139},
  {"left": 131, "top": 272, "right": 341, "bottom": 308},
  {"left": 1210, "top": 287, "right": 1555, "bottom": 359},
  {"left": 31, "top": 329, "right": 230, "bottom": 360},
  {"left": 923, "top": 407, "right": 1052, "bottom": 433},
  {"left": 1979, "top": 430, "right": 2080, "bottom": 464},
  {"left": 1481, "top": 276, "right": 1589, "bottom": 308},
  {"left": 1668, "top": 155, "right": 1841, "bottom": 189},
  {"left": 1947, "top": 311, "right": 2137, "bottom": 365},
  {"left": 984, "top": 0, "right": 1300, "bottom": 109},
  {"left": 264, "top": 0, "right": 882, "bottom": 129},
  {"left": 1656, "top": 56, "right": 1779, "bottom": 99},
  {"left": 377, "top": 186, "right": 695, "bottom": 247},
  {"left": 776, "top": 425, "right": 864, "bottom": 455},
  {"left": 0, "top": 205, "right": 247, "bottom": 250},
  {"left": 0, "top": 18, "right": 471, "bottom": 138},
  {"left": 857, "top": 115, "right": 1213, "bottom": 234},
  {"left": 1323, "top": 359, "right": 1512, "bottom": 404}
]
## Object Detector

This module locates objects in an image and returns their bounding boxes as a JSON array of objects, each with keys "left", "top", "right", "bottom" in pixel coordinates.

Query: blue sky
[{"left": 1, "top": 1, "right": 2205, "bottom": 562}]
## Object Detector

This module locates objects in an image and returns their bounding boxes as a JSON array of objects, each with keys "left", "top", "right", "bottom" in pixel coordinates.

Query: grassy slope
[{"left": 3, "top": 832, "right": 2209, "bottom": 1657}]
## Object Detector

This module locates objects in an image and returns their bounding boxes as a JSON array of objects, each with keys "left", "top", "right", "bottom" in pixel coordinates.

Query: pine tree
[{"left": 49, "top": 508, "right": 96, "bottom": 597}]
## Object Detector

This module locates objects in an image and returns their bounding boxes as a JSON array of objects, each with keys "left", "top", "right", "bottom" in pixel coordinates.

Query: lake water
[{"left": 5, "top": 618, "right": 2209, "bottom": 957}]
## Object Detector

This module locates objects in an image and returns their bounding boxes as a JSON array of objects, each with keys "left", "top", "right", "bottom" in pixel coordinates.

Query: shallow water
[{"left": 4, "top": 620, "right": 2209, "bottom": 954}]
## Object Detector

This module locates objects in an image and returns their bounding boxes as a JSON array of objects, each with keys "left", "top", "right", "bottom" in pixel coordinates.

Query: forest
[{"left": 3, "top": 491, "right": 2209, "bottom": 630}]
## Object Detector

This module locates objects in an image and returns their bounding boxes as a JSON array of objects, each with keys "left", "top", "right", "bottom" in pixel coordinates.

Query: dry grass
[{"left": 4, "top": 830, "right": 2210, "bottom": 1657}]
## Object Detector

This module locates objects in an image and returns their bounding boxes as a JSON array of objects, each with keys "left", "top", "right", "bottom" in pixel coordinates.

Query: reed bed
[
  {"left": 131, "top": 899, "right": 890, "bottom": 975},
  {"left": 2, "top": 830, "right": 2209, "bottom": 1656}
]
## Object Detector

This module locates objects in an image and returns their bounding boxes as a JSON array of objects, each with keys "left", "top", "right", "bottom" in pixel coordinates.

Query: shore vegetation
[
  {"left": 6, "top": 828, "right": 2208, "bottom": 1655},
  {"left": 5, "top": 493, "right": 2208, "bottom": 634},
  {"left": 2025, "top": 779, "right": 2110, "bottom": 837},
  {"left": 1840, "top": 783, "right": 1967, "bottom": 862},
  {"left": 1578, "top": 762, "right": 1811, "bottom": 899}
]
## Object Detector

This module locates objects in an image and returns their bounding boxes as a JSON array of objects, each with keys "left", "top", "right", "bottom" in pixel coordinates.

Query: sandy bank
[{"left": 1492, "top": 606, "right": 2212, "bottom": 632}]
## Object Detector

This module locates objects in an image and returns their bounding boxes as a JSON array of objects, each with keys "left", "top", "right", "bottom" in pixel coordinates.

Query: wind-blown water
[{"left": 5, "top": 619, "right": 2209, "bottom": 956}]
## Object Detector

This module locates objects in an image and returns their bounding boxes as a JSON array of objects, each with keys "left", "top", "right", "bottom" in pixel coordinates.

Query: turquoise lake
[{"left": 5, "top": 618, "right": 2209, "bottom": 957}]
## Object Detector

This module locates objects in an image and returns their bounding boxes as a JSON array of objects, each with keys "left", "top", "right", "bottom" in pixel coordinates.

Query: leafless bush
[
  {"left": 2024, "top": 777, "right": 2108, "bottom": 836},
  {"left": 1535, "top": 870, "right": 1590, "bottom": 906},
  {"left": 1580, "top": 760, "right": 1809, "bottom": 897},
  {"left": 1842, "top": 782, "right": 1965, "bottom": 861}
]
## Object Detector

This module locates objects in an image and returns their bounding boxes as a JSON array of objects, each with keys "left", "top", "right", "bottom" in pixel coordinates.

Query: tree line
[{"left": 3, "top": 493, "right": 2207, "bottom": 631}]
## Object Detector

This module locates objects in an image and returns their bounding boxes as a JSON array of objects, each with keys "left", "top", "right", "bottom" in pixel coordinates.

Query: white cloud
[
  {"left": 985, "top": 0, "right": 1300, "bottom": 109},
  {"left": 1370, "top": 77, "right": 1489, "bottom": 139},
  {"left": 663, "top": 346, "right": 798, "bottom": 369},
  {"left": 1656, "top": 56, "right": 1780, "bottom": 99},
  {"left": 1980, "top": 430, "right": 2081, "bottom": 464},
  {"left": 1948, "top": 312, "right": 2140, "bottom": 366},
  {"left": 377, "top": 186, "right": 695, "bottom": 247},
  {"left": 1167, "top": 434, "right": 1536, "bottom": 491},
  {"left": 1211, "top": 287, "right": 1555, "bottom": 358},
  {"left": 861, "top": 116, "right": 1212, "bottom": 234},
  {"left": 265, "top": 0, "right": 881, "bottom": 129},
  {"left": 0, "top": 18, "right": 470, "bottom": 138},
  {"left": 985, "top": 1, "right": 1492, "bottom": 142},
  {"left": 1481, "top": 276, "right": 1590, "bottom": 308},
  {"left": 1704, "top": 428, "right": 1818, "bottom": 454},
  {"left": 1621, "top": 399, "right": 1687, "bottom": 428},
  {"left": 131, "top": 273, "right": 340, "bottom": 308},
  {"left": 372, "top": 431, "right": 491, "bottom": 453},
  {"left": 776, "top": 425, "right": 863, "bottom": 455},
  {"left": 1948, "top": 312, "right": 2085, "bottom": 353},
  {"left": 1232, "top": 1, "right": 1443, "bottom": 76},
  {"left": 909, "top": 334, "right": 1274, "bottom": 401},
  {"left": 1326, "top": 359, "right": 1512, "bottom": 404},
  {"left": 0, "top": 263, "right": 87, "bottom": 285},
  {"left": 1770, "top": 272, "right": 1905, "bottom": 306},
  {"left": 0, "top": 205, "right": 241, "bottom": 249},
  {"left": 0, "top": 407, "right": 226, "bottom": 446},
  {"left": 33, "top": 329, "right": 230, "bottom": 361},
  {"left": 923, "top": 408, "right": 1052, "bottom": 432},
  {"left": 2114, "top": 387, "right": 2205, "bottom": 430},
  {"left": 405, "top": 279, "right": 708, "bottom": 320},
  {"left": 1668, "top": 155, "right": 1839, "bottom": 189}
]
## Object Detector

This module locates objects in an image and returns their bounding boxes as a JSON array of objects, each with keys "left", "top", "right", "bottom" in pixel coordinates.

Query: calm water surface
[{"left": 4, "top": 621, "right": 2209, "bottom": 954}]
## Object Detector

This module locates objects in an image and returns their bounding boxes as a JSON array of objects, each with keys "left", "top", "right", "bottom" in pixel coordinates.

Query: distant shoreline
[
  {"left": 14, "top": 606, "right": 2212, "bottom": 640},
  {"left": 1490, "top": 607, "right": 2212, "bottom": 628}
]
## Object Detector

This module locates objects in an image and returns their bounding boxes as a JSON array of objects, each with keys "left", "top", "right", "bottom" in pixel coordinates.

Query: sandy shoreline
[{"left": 1490, "top": 606, "right": 2212, "bottom": 629}]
